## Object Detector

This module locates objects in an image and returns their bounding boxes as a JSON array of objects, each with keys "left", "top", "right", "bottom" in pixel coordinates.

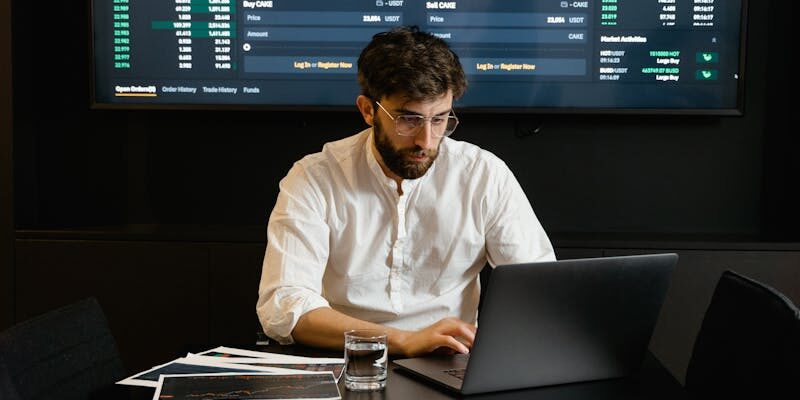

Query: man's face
[{"left": 372, "top": 94, "right": 453, "bottom": 180}]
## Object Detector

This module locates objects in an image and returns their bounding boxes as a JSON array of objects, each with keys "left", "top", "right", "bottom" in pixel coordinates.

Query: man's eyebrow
[{"left": 397, "top": 108, "right": 452, "bottom": 116}]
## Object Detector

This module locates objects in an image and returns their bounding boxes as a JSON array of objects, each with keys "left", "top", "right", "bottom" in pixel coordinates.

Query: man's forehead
[{"left": 384, "top": 92, "right": 453, "bottom": 113}]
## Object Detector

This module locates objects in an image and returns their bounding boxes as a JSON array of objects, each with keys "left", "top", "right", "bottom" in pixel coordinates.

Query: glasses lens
[
  {"left": 394, "top": 115, "right": 459, "bottom": 137},
  {"left": 395, "top": 115, "right": 422, "bottom": 136},
  {"left": 443, "top": 116, "right": 458, "bottom": 135}
]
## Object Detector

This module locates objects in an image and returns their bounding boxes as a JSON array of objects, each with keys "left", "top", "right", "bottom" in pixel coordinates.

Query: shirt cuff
[{"left": 257, "top": 287, "right": 331, "bottom": 345}]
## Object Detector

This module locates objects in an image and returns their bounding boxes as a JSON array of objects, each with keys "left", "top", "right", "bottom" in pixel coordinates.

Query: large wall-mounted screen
[{"left": 91, "top": 0, "right": 747, "bottom": 114}]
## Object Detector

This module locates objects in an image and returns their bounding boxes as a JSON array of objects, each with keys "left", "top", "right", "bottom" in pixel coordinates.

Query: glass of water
[{"left": 343, "top": 329, "right": 388, "bottom": 391}]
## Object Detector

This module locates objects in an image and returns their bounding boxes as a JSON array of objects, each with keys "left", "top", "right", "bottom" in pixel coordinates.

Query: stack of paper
[{"left": 117, "top": 346, "right": 344, "bottom": 399}]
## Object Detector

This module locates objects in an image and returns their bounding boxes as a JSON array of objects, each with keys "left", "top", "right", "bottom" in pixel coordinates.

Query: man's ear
[{"left": 356, "top": 95, "right": 375, "bottom": 126}]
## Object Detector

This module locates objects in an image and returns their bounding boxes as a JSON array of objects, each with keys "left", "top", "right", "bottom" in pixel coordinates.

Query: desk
[
  {"left": 128, "top": 343, "right": 687, "bottom": 400},
  {"left": 266, "top": 343, "right": 687, "bottom": 400}
]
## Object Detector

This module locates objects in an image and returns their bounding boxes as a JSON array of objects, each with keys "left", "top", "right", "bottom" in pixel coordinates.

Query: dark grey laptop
[{"left": 393, "top": 253, "right": 678, "bottom": 395}]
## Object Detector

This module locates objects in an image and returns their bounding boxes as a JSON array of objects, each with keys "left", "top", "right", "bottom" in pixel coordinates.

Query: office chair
[
  {"left": 0, "top": 297, "right": 128, "bottom": 400},
  {"left": 684, "top": 270, "right": 800, "bottom": 398},
  {"left": 0, "top": 357, "right": 22, "bottom": 400}
]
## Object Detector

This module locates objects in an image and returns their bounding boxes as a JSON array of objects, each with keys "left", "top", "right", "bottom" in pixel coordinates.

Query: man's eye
[
  {"left": 430, "top": 116, "right": 447, "bottom": 125},
  {"left": 398, "top": 116, "right": 421, "bottom": 125}
]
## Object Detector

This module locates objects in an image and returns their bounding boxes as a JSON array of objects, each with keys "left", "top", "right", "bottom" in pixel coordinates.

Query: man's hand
[
  {"left": 293, "top": 308, "right": 476, "bottom": 358},
  {"left": 392, "top": 317, "right": 476, "bottom": 357}
]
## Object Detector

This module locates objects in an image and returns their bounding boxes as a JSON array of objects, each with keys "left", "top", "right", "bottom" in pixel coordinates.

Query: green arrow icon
[
  {"left": 696, "top": 52, "right": 719, "bottom": 63},
  {"left": 695, "top": 69, "right": 718, "bottom": 80}
]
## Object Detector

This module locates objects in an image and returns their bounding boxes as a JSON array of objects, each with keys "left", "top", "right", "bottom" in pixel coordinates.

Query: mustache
[{"left": 399, "top": 147, "right": 434, "bottom": 157}]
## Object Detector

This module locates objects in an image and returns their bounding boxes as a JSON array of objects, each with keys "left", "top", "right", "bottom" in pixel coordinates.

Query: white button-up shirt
[{"left": 257, "top": 128, "right": 554, "bottom": 344}]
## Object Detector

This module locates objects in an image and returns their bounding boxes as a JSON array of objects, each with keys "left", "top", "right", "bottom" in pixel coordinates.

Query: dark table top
[{"left": 126, "top": 342, "right": 687, "bottom": 400}]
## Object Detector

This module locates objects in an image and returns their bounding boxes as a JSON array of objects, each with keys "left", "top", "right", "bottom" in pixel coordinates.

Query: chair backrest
[
  {"left": 0, "top": 297, "right": 127, "bottom": 400},
  {"left": 0, "top": 356, "right": 22, "bottom": 400},
  {"left": 685, "top": 270, "right": 800, "bottom": 397}
]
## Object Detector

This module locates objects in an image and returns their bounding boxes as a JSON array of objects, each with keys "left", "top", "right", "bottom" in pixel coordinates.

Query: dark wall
[
  {"left": 761, "top": 0, "right": 798, "bottom": 240},
  {"left": 11, "top": 1, "right": 795, "bottom": 241},
  {"left": 5, "top": 0, "right": 799, "bottom": 379},
  {"left": 1, "top": 0, "right": 13, "bottom": 330}
]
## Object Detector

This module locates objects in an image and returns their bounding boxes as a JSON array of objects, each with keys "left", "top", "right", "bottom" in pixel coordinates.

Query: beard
[{"left": 373, "top": 118, "right": 439, "bottom": 179}]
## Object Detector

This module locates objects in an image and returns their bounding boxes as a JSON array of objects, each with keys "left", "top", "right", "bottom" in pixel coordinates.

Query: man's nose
[{"left": 413, "top": 121, "right": 436, "bottom": 149}]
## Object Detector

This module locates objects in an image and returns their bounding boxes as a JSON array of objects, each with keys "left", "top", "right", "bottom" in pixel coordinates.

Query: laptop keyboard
[{"left": 444, "top": 368, "right": 466, "bottom": 380}]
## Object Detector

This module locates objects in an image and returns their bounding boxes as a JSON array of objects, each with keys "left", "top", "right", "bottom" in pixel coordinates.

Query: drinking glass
[{"left": 343, "top": 329, "right": 388, "bottom": 391}]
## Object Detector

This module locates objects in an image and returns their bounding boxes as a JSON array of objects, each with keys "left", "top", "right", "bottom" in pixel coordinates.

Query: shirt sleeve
[
  {"left": 256, "top": 164, "right": 331, "bottom": 344},
  {"left": 484, "top": 160, "right": 556, "bottom": 266}
]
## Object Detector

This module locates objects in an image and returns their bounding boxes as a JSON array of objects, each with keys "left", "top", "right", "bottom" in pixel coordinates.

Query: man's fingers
[
  {"left": 399, "top": 318, "right": 478, "bottom": 357},
  {"left": 435, "top": 319, "right": 477, "bottom": 347},
  {"left": 455, "top": 324, "right": 476, "bottom": 345},
  {"left": 424, "top": 333, "right": 470, "bottom": 355},
  {"left": 442, "top": 335, "right": 470, "bottom": 354}
]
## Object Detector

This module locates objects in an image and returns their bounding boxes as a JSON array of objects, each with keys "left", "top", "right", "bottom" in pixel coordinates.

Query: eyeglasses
[{"left": 375, "top": 101, "right": 459, "bottom": 138}]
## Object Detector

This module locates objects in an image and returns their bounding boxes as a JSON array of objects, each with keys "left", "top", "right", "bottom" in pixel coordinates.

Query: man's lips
[{"left": 405, "top": 153, "right": 429, "bottom": 162}]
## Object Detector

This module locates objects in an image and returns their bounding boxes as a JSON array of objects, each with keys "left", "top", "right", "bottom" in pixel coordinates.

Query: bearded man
[{"left": 256, "top": 26, "right": 554, "bottom": 357}]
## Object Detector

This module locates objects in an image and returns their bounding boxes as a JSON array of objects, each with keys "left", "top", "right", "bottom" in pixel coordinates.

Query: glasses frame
[{"left": 374, "top": 101, "right": 459, "bottom": 138}]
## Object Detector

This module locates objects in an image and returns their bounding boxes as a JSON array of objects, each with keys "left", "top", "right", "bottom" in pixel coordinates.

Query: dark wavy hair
[{"left": 357, "top": 26, "right": 467, "bottom": 102}]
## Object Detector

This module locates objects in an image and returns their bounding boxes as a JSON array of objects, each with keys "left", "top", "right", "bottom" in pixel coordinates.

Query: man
[{"left": 257, "top": 26, "right": 554, "bottom": 357}]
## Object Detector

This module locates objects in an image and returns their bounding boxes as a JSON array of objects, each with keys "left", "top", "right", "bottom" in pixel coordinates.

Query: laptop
[{"left": 393, "top": 253, "right": 678, "bottom": 395}]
